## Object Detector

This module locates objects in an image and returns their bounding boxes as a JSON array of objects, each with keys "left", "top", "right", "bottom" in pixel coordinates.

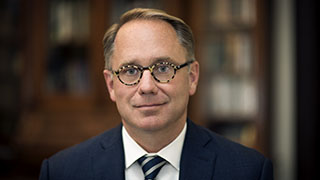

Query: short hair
[{"left": 102, "top": 8, "right": 195, "bottom": 69}]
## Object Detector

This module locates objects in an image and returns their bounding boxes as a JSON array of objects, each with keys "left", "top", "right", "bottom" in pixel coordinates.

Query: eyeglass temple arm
[{"left": 176, "top": 60, "right": 195, "bottom": 69}]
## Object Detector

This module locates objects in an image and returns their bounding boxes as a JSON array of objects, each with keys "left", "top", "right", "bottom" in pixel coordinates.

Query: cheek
[
  {"left": 168, "top": 78, "right": 190, "bottom": 102},
  {"left": 114, "top": 88, "right": 132, "bottom": 116},
  {"left": 113, "top": 83, "right": 135, "bottom": 104},
  {"left": 113, "top": 86, "right": 126, "bottom": 101}
]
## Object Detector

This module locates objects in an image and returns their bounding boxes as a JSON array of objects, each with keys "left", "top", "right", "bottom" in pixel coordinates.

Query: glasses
[{"left": 112, "top": 60, "right": 195, "bottom": 86}]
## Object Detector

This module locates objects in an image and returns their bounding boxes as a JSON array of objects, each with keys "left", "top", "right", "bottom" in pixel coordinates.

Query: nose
[{"left": 138, "top": 70, "right": 159, "bottom": 95}]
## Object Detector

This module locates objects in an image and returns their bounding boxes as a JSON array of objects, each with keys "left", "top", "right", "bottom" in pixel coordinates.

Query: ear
[
  {"left": 103, "top": 70, "right": 116, "bottom": 102},
  {"left": 188, "top": 61, "right": 200, "bottom": 96}
]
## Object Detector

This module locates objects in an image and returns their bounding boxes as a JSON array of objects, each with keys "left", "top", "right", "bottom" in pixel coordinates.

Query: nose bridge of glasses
[
  {"left": 140, "top": 66, "right": 153, "bottom": 72},
  {"left": 139, "top": 66, "right": 154, "bottom": 75},
  {"left": 138, "top": 66, "right": 157, "bottom": 85}
]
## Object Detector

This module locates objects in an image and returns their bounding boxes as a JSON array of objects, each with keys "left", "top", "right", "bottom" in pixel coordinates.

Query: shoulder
[
  {"left": 189, "top": 121, "right": 266, "bottom": 159},
  {"left": 187, "top": 121, "right": 273, "bottom": 179},
  {"left": 205, "top": 126, "right": 266, "bottom": 160},
  {"left": 50, "top": 124, "right": 121, "bottom": 161},
  {"left": 195, "top": 122, "right": 268, "bottom": 162},
  {"left": 39, "top": 125, "right": 122, "bottom": 180}
]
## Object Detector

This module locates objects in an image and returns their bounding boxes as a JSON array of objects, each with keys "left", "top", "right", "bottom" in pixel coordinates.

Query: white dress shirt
[{"left": 122, "top": 123, "right": 187, "bottom": 180}]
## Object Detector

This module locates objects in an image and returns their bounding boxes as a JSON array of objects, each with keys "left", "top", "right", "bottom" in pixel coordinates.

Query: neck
[{"left": 123, "top": 117, "right": 186, "bottom": 153}]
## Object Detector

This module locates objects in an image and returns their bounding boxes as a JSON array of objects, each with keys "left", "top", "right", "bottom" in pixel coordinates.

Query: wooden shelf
[{"left": 189, "top": 0, "right": 270, "bottom": 155}]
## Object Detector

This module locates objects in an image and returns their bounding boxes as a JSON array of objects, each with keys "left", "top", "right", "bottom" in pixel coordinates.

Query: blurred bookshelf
[
  {"left": 12, "top": 1, "right": 119, "bottom": 177},
  {"left": 193, "top": 0, "right": 270, "bottom": 154},
  {"left": 43, "top": 0, "right": 95, "bottom": 109},
  {"left": 46, "top": 0, "right": 91, "bottom": 104}
]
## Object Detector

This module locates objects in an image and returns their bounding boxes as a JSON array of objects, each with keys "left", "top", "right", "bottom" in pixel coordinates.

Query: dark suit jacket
[{"left": 39, "top": 119, "right": 273, "bottom": 180}]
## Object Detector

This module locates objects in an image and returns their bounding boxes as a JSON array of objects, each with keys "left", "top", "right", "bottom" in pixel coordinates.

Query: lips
[{"left": 133, "top": 102, "right": 167, "bottom": 108}]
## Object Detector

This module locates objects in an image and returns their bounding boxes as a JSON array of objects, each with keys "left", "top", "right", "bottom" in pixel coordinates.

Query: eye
[
  {"left": 122, "top": 67, "right": 139, "bottom": 76},
  {"left": 156, "top": 64, "right": 170, "bottom": 73}
]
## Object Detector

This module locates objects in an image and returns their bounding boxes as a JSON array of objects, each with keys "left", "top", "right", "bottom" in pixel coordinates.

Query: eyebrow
[{"left": 117, "top": 56, "right": 178, "bottom": 68}]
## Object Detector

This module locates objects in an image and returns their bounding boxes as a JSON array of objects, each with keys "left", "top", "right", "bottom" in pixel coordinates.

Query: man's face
[{"left": 104, "top": 19, "right": 199, "bottom": 134}]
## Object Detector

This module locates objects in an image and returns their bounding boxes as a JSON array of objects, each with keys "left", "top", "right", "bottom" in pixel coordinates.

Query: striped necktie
[{"left": 137, "top": 155, "right": 167, "bottom": 180}]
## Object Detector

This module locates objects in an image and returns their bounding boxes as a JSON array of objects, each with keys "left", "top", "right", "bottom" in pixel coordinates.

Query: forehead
[{"left": 111, "top": 19, "right": 186, "bottom": 67}]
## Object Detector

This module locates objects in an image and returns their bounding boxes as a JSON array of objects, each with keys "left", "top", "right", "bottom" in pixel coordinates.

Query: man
[{"left": 39, "top": 8, "right": 273, "bottom": 180}]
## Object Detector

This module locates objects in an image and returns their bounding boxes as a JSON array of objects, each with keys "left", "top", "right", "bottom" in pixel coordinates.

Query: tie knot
[{"left": 138, "top": 155, "right": 167, "bottom": 180}]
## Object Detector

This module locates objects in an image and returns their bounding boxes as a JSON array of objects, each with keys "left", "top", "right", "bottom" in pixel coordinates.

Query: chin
[{"left": 137, "top": 117, "right": 167, "bottom": 131}]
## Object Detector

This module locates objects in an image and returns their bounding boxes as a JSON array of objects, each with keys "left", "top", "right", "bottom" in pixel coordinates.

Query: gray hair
[{"left": 102, "top": 8, "right": 195, "bottom": 69}]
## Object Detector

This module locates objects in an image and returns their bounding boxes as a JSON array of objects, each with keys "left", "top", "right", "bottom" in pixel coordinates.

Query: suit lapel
[
  {"left": 91, "top": 125, "right": 125, "bottom": 180},
  {"left": 179, "top": 120, "right": 217, "bottom": 180}
]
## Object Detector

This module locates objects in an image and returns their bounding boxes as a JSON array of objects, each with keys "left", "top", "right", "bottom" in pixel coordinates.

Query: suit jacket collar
[
  {"left": 92, "top": 125, "right": 125, "bottom": 180},
  {"left": 91, "top": 120, "right": 217, "bottom": 180},
  {"left": 179, "top": 119, "right": 217, "bottom": 180}
]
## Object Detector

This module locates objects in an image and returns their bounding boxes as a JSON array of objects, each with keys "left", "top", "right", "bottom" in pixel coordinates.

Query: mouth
[{"left": 133, "top": 102, "right": 167, "bottom": 109}]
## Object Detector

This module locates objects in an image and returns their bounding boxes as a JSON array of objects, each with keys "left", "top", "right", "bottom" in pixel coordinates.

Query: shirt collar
[{"left": 122, "top": 122, "right": 187, "bottom": 170}]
